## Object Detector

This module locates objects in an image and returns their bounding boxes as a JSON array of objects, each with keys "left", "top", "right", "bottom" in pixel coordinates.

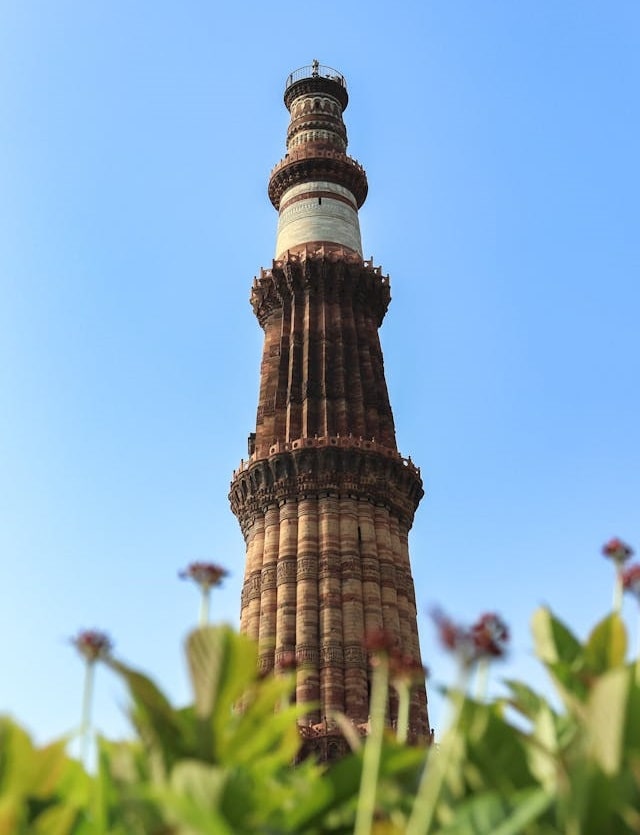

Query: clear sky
[{"left": 1, "top": 1, "right": 639, "bottom": 744}]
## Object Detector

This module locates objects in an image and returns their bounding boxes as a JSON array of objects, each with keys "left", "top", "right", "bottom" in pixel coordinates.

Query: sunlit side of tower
[{"left": 229, "top": 62, "right": 429, "bottom": 759}]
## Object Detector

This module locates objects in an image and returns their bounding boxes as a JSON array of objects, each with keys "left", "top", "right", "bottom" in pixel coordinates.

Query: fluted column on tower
[{"left": 230, "top": 62, "right": 429, "bottom": 760}]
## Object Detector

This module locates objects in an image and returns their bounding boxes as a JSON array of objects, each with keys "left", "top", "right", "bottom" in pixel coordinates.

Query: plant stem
[
  {"left": 199, "top": 588, "right": 210, "bottom": 626},
  {"left": 636, "top": 609, "right": 640, "bottom": 686},
  {"left": 405, "top": 686, "right": 466, "bottom": 835},
  {"left": 613, "top": 566, "right": 623, "bottom": 614},
  {"left": 474, "top": 658, "right": 489, "bottom": 702},
  {"left": 354, "top": 656, "right": 389, "bottom": 835},
  {"left": 80, "top": 661, "right": 95, "bottom": 765},
  {"left": 395, "top": 683, "right": 410, "bottom": 745}
]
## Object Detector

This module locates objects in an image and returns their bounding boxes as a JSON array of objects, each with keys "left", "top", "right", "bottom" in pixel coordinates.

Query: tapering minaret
[{"left": 230, "top": 62, "right": 429, "bottom": 759}]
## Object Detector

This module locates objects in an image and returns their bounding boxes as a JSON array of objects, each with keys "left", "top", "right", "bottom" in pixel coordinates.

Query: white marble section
[{"left": 275, "top": 181, "right": 363, "bottom": 258}]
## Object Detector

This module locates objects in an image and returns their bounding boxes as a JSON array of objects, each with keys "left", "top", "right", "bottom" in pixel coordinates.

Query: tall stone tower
[{"left": 229, "top": 62, "right": 428, "bottom": 759}]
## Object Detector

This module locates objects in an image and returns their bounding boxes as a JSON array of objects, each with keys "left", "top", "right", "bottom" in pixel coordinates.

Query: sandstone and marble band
[{"left": 275, "top": 181, "right": 362, "bottom": 260}]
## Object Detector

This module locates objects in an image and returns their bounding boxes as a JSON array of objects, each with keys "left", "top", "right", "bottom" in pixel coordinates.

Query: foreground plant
[
  {"left": 179, "top": 560, "right": 229, "bottom": 626},
  {"left": 71, "top": 628, "right": 112, "bottom": 765},
  {"left": 603, "top": 536, "right": 634, "bottom": 612},
  {"left": 4, "top": 540, "right": 640, "bottom": 833}
]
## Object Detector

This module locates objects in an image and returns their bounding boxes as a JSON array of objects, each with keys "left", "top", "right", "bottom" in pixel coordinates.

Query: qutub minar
[{"left": 229, "top": 62, "right": 429, "bottom": 759}]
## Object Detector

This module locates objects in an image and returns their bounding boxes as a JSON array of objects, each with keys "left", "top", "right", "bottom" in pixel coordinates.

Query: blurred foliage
[{"left": 2, "top": 611, "right": 640, "bottom": 833}]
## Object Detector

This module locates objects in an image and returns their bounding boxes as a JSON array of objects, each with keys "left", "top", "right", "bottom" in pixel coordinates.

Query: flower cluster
[
  {"left": 471, "top": 613, "right": 510, "bottom": 658},
  {"left": 602, "top": 537, "right": 634, "bottom": 565},
  {"left": 71, "top": 630, "right": 113, "bottom": 663},
  {"left": 179, "top": 562, "right": 229, "bottom": 590},
  {"left": 432, "top": 609, "right": 509, "bottom": 667},
  {"left": 364, "top": 629, "right": 428, "bottom": 687},
  {"left": 622, "top": 564, "right": 640, "bottom": 603}
]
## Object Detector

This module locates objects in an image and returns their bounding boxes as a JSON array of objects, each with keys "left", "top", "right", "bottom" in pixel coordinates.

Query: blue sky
[{"left": 1, "top": 1, "right": 639, "bottom": 744}]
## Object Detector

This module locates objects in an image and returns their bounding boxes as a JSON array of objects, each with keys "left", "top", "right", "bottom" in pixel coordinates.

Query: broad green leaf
[
  {"left": 0, "top": 798, "right": 21, "bottom": 835},
  {"left": 32, "top": 803, "right": 82, "bottom": 835},
  {"left": 222, "top": 703, "right": 301, "bottom": 767},
  {"left": 436, "top": 787, "right": 552, "bottom": 835},
  {"left": 587, "top": 667, "right": 631, "bottom": 775},
  {"left": 584, "top": 614, "right": 627, "bottom": 674},
  {"left": 503, "top": 679, "right": 546, "bottom": 722},
  {"left": 542, "top": 661, "right": 590, "bottom": 712},
  {"left": 216, "top": 672, "right": 301, "bottom": 765},
  {"left": 30, "top": 739, "right": 72, "bottom": 798},
  {"left": 186, "top": 625, "right": 257, "bottom": 723},
  {"left": 563, "top": 764, "right": 629, "bottom": 835},
  {"left": 54, "top": 757, "right": 92, "bottom": 809},
  {"left": 528, "top": 700, "right": 562, "bottom": 791},
  {"left": 0, "top": 717, "right": 34, "bottom": 796},
  {"left": 623, "top": 676, "right": 640, "bottom": 752},
  {"left": 284, "top": 751, "right": 363, "bottom": 831},
  {"left": 456, "top": 700, "right": 534, "bottom": 794},
  {"left": 164, "top": 760, "right": 234, "bottom": 835},
  {"left": 531, "top": 608, "right": 583, "bottom": 667},
  {"left": 185, "top": 625, "right": 304, "bottom": 766},
  {"left": 106, "top": 658, "right": 192, "bottom": 776}
]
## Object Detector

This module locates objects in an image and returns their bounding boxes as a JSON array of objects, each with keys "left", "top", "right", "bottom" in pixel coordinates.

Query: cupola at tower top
[{"left": 269, "top": 61, "right": 368, "bottom": 260}]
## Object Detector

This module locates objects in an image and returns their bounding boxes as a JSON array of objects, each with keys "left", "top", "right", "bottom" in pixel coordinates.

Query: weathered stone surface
[{"left": 230, "top": 67, "right": 430, "bottom": 757}]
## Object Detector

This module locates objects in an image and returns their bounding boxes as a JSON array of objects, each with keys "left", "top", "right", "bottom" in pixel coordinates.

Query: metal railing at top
[{"left": 286, "top": 61, "right": 346, "bottom": 89}]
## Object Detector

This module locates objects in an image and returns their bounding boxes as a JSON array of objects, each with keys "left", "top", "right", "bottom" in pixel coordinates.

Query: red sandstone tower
[{"left": 229, "top": 62, "right": 429, "bottom": 759}]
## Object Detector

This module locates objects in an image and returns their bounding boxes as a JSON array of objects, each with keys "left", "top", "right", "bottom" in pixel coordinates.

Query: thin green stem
[
  {"left": 199, "top": 587, "right": 211, "bottom": 626},
  {"left": 405, "top": 677, "right": 467, "bottom": 835},
  {"left": 474, "top": 658, "right": 489, "bottom": 702},
  {"left": 395, "top": 682, "right": 410, "bottom": 745},
  {"left": 354, "top": 657, "right": 389, "bottom": 835},
  {"left": 613, "top": 566, "right": 623, "bottom": 614},
  {"left": 635, "top": 608, "right": 640, "bottom": 686},
  {"left": 80, "top": 661, "right": 95, "bottom": 765}
]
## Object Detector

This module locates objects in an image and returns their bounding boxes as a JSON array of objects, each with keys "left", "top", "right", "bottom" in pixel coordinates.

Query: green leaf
[
  {"left": 584, "top": 614, "right": 627, "bottom": 675},
  {"left": 106, "top": 658, "right": 192, "bottom": 777},
  {"left": 222, "top": 701, "right": 301, "bottom": 768},
  {"left": 186, "top": 625, "right": 258, "bottom": 723},
  {"left": 586, "top": 667, "right": 632, "bottom": 775},
  {"left": 531, "top": 609, "right": 593, "bottom": 710},
  {"left": 531, "top": 608, "right": 583, "bottom": 667},
  {"left": 503, "top": 679, "right": 547, "bottom": 722},
  {"left": 30, "top": 740, "right": 73, "bottom": 799},
  {"left": 623, "top": 675, "right": 640, "bottom": 752},
  {"left": 0, "top": 798, "right": 21, "bottom": 835},
  {"left": 32, "top": 803, "right": 82, "bottom": 835},
  {"left": 185, "top": 625, "right": 303, "bottom": 767},
  {"left": 528, "top": 700, "right": 562, "bottom": 792},
  {"left": 164, "top": 760, "right": 234, "bottom": 835},
  {"left": 436, "top": 787, "right": 552, "bottom": 835},
  {"left": 0, "top": 717, "right": 35, "bottom": 797}
]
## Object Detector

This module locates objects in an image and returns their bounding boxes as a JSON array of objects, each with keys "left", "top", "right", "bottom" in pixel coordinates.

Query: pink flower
[
  {"left": 364, "top": 628, "right": 398, "bottom": 655},
  {"left": 470, "top": 613, "right": 509, "bottom": 659},
  {"left": 432, "top": 609, "right": 468, "bottom": 653},
  {"left": 602, "top": 538, "right": 634, "bottom": 565},
  {"left": 363, "top": 629, "right": 427, "bottom": 685},
  {"left": 389, "top": 653, "right": 428, "bottom": 687},
  {"left": 622, "top": 564, "right": 640, "bottom": 602},
  {"left": 179, "top": 562, "right": 229, "bottom": 590},
  {"left": 71, "top": 630, "right": 113, "bottom": 663},
  {"left": 432, "top": 608, "right": 509, "bottom": 666}
]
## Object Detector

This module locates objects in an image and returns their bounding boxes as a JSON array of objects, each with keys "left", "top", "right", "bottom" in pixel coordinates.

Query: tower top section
[
  {"left": 284, "top": 62, "right": 348, "bottom": 110},
  {"left": 269, "top": 61, "right": 368, "bottom": 260}
]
